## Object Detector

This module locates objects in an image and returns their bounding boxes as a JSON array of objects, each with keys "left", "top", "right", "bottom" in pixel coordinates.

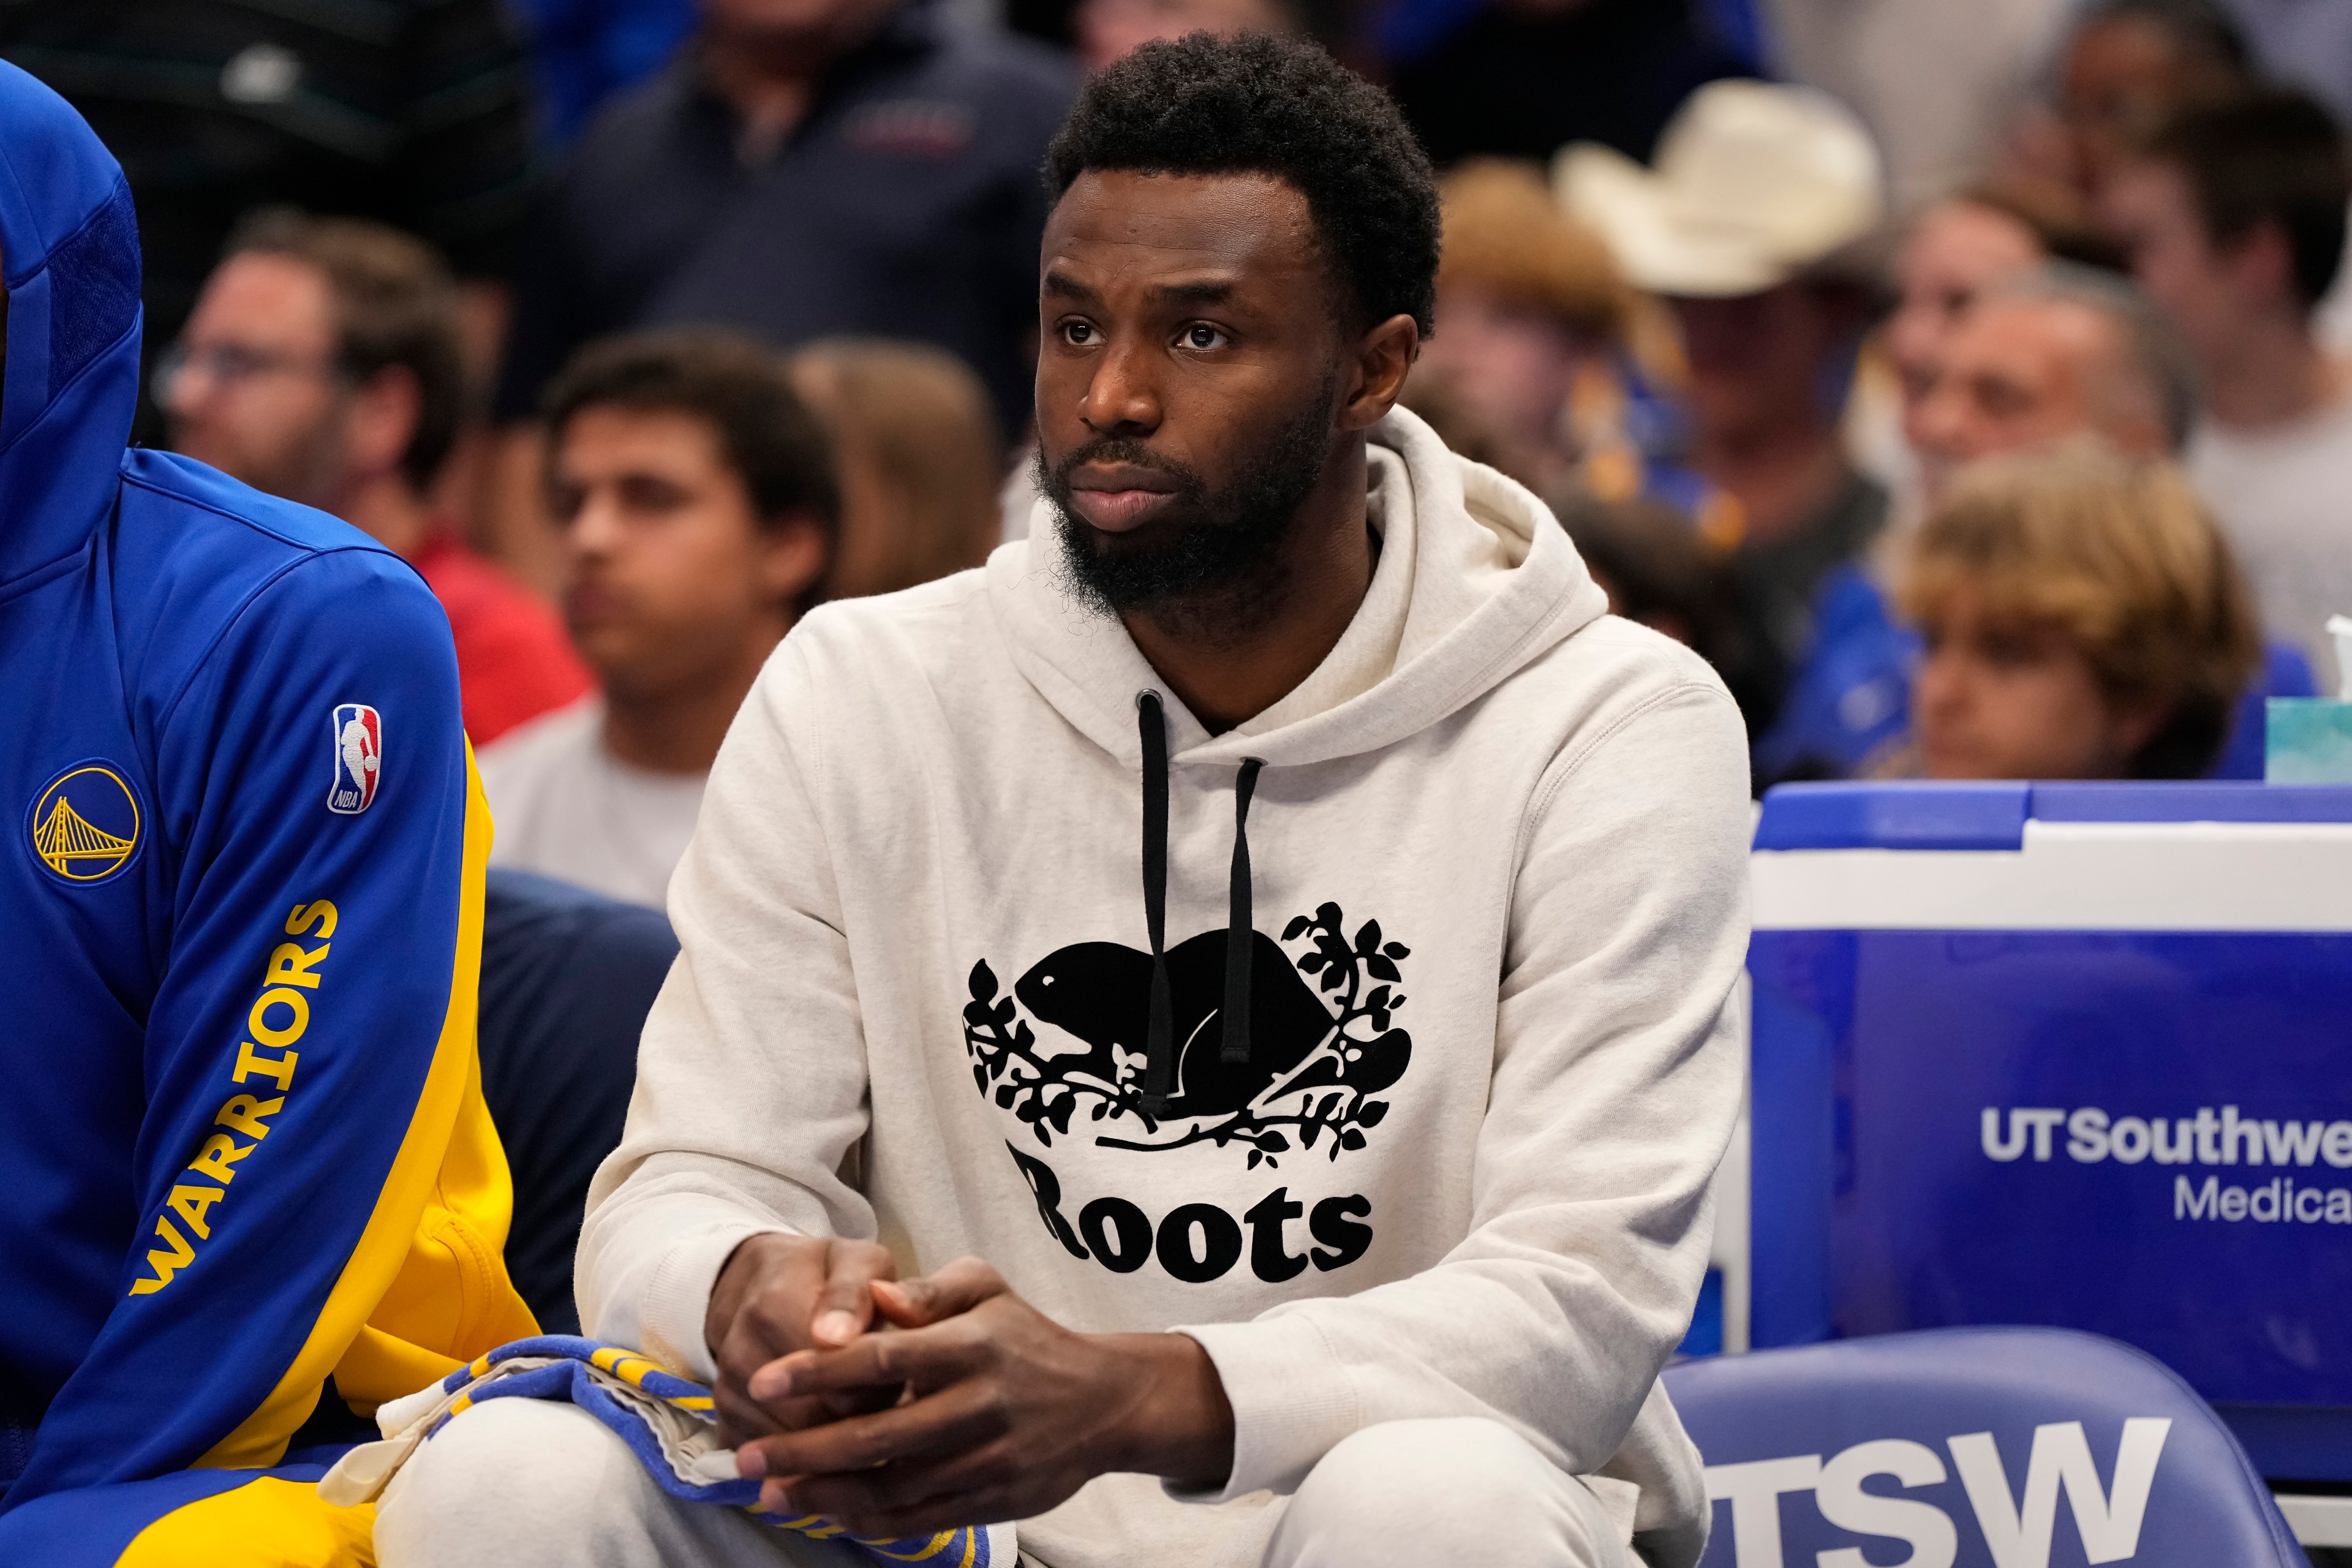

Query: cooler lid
[{"left": 1756, "top": 782, "right": 2352, "bottom": 853}]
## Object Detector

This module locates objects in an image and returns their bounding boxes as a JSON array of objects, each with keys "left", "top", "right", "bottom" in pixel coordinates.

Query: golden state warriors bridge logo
[{"left": 28, "top": 762, "right": 143, "bottom": 884}]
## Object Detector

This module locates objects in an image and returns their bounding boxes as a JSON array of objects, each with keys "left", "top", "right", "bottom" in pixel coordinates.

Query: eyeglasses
[{"left": 153, "top": 339, "right": 345, "bottom": 404}]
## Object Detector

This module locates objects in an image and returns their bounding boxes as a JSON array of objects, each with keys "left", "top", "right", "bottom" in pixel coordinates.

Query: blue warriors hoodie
[{"left": 0, "top": 64, "right": 535, "bottom": 1562}]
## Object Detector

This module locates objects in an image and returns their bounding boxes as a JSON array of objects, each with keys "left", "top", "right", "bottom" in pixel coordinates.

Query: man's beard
[{"left": 1042, "top": 383, "right": 1336, "bottom": 641}]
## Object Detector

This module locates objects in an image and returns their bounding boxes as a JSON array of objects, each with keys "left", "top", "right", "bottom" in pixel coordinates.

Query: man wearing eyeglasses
[{"left": 162, "top": 209, "right": 590, "bottom": 745}]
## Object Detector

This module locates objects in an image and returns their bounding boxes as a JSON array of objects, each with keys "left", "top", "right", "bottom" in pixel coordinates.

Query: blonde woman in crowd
[
  {"left": 1899, "top": 443, "right": 2260, "bottom": 780},
  {"left": 790, "top": 339, "right": 1006, "bottom": 600}
]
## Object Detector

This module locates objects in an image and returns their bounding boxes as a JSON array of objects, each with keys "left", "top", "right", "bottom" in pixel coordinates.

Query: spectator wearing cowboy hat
[{"left": 1561, "top": 80, "right": 1896, "bottom": 782}]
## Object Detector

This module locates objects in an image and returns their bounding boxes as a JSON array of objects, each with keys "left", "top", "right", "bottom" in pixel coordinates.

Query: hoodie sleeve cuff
[
  {"left": 1165, "top": 1314, "right": 1360, "bottom": 1503},
  {"left": 628, "top": 1221, "right": 793, "bottom": 1385}
]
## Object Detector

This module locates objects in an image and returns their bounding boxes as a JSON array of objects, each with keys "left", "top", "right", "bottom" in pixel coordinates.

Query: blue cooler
[{"left": 1747, "top": 781, "right": 2352, "bottom": 1483}]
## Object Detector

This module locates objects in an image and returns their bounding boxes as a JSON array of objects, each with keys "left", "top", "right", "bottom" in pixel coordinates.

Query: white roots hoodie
[{"left": 578, "top": 407, "right": 1752, "bottom": 1568}]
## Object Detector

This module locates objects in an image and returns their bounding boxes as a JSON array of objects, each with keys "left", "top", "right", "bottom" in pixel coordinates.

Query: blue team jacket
[{"left": 0, "top": 64, "right": 534, "bottom": 1562}]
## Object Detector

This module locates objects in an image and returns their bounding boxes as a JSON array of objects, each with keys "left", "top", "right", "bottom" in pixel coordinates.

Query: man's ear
[
  {"left": 758, "top": 512, "right": 831, "bottom": 612},
  {"left": 1338, "top": 312, "right": 1421, "bottom": 433},
  {"left": 347, "top": 364, "right": 422, "bottom": 484}
]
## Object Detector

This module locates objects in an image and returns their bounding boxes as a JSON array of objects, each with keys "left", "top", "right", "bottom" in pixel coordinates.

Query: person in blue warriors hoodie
[{"left": 0, "top": 62, "right": 536, "bottom": 1564}]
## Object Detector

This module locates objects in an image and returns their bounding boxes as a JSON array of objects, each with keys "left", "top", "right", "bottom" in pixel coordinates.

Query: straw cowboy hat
[{"left": 1555, "top": 80, "right": 1885, "bottom": 298}]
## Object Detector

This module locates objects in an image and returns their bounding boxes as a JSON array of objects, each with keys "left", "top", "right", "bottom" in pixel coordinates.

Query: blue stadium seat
[
  {"left": 478, "top": 869, "right": 678, "bottom": 1334},
  {"left": 1663, "top": 1327, "right": 2303, "bottom": 1567}
]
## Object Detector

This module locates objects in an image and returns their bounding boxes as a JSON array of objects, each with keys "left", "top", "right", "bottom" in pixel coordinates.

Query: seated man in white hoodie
[{"left": 373, "top": 31, "right": 1751, "bottom": 1568}]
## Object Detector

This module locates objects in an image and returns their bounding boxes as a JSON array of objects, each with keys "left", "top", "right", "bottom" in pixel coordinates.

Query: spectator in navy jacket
[{"left": 481, "top": 0, "right": 1071, "bottom": 589}]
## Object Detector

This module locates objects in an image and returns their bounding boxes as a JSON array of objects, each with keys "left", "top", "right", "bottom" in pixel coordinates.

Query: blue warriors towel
[{"left": 318, "top": 1336, "right": 1009, "bottom": 1566}]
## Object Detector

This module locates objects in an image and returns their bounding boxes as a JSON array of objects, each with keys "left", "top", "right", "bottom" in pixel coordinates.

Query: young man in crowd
[
  {"left": 374, "top": 32, "right": 1749, "bottom": 1568},
  {"left": 2102, "top": 88, "right": 2352, "bottom": 686},
  {"left": 0, "top": 64, "right": 533, "bottom": 1562},
  {"left": 1562, "top": 80, "right": 1889, "bottom": 780},
  {"left": 164, "top": 212, "right": 590, "bottom": 744},
  {"left": 478, "top": 333, "right": 834, "bottom": 909}
]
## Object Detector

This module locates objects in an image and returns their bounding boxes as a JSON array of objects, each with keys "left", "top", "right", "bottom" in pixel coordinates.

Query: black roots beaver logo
[{"left": 963, "top": 903, "right": 1411, "bottom": 1170}]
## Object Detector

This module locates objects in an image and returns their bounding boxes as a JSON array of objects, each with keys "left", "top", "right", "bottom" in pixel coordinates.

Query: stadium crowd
[
  {"left": 18, "top": 0, "right": 2342, "bottom": 841},
  {"left": 4, "top": 0, "right": 2352, "bottom": 1561}
]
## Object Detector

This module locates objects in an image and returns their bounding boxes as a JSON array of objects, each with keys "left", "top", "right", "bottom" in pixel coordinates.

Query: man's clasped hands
[{"left": 707, "top": 1235, "right": 1237, "bottom": 1537}]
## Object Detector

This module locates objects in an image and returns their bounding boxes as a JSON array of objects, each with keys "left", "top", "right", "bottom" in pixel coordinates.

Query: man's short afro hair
[{"left": 1044, "top": 31, "right": 1441, "bottom": 336}]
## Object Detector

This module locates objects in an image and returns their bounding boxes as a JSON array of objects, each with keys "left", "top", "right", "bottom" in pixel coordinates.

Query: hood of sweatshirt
[
  {"left": 990, "top": 405, "right": 1613, "bottom": 1107},
  {"left": 0, "top": 62, "right": 143, "bottom": 590},
  {"left": 992, "top": 404, "right": 1611, "bottom": 772}
]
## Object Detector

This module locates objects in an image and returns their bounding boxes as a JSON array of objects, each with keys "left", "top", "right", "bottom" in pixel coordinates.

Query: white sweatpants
[{"left": 371, "top": 1397, "right": 1630, "bottom": 1568}]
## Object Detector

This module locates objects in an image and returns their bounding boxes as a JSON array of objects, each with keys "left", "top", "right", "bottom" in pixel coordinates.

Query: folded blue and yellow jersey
[
  {"left": 0, "top": 62, "right": 535, "bottom": 1564},
  {"left": 322, "top": 1336, "right": 1009, "bottom": 1567}
]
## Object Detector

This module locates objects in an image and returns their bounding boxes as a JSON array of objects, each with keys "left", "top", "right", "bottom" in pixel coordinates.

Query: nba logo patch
[{"left": 328, "top": 703, "right": 383, "bottom": 815}]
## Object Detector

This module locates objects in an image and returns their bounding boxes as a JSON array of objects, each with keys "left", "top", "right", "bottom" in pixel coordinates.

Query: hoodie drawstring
[
  {"left": 1139, "top": 693, "right": 1175, "bottom": 1110},
  {"left": 1136, "top": 691, "right": 1267, "bottom": 1114},
  {"left": 1222, "top": 758, "right": 1264, "bottom": 1065}
]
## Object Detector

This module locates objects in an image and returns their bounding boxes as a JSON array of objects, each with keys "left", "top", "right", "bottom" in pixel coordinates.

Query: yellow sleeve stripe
[{"left": 197, "top": 748, "right": 514, "bottom": 1470}]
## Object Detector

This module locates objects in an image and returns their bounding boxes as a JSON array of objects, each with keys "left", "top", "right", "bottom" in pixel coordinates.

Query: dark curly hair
[{"left": 1044, "top": 31, "right": 1441, "bottom": 336}]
